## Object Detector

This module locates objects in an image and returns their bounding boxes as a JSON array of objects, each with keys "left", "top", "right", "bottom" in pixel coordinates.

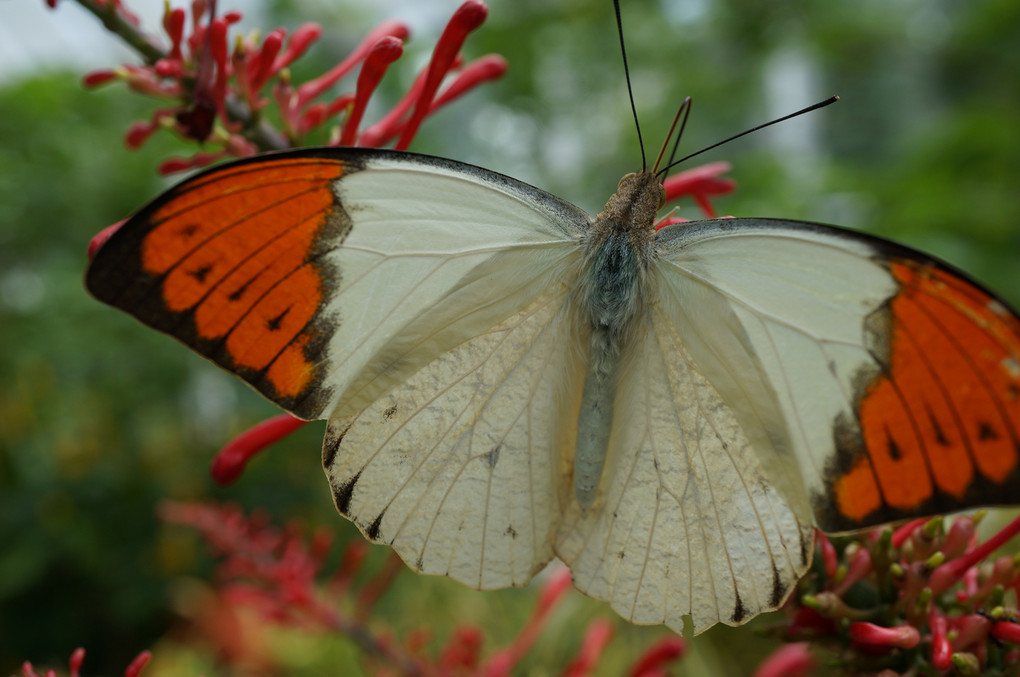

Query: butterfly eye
[
  {"left": 658, "top": 185, "right": 667, "bottom": 210},
  {"left": 618, "top": 172, "right": 636, "bottom": 189}
]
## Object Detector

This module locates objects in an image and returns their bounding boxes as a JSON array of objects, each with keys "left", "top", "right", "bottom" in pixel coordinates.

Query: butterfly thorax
[{"left": 573, "top": 170, "right": 664, "bottom": 509}]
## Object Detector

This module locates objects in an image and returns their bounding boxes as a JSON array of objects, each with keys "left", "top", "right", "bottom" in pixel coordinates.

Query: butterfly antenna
[
  {"left": 651, "top": 97, "right": 692, "bottom": 175},
  {"left": 660, "top": 95, "right": 840, "bottom": 175},
  {"left": 614, "top": 0, "right": 646, "bottom": 169}
]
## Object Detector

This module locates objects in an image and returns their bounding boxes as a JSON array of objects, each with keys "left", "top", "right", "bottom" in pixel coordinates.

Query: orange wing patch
[
  {"left": 831, "top": 259, "right": 1020, "bottom": 529},
  {"left": 87, "top": 156, "right": 353, "bottom": 417}
]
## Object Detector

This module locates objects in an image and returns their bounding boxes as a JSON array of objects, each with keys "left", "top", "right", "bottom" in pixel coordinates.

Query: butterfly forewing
[
  {"left": 653, "top": 218, "right": 1020, "bottom": 535},
  {"left": 86, "top": 149, "right": 589, "bottom": 421}
]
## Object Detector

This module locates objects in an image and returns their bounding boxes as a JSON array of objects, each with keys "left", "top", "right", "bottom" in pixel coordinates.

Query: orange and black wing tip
[
  {"left": 812, "top": 240, "right": 1019, "bottom": 533},
  {"left": 85, "top": 149, "right": 370, "bottom": 419},
  {"left": 705, "top": 220, "right": 1019, "bottom": 532}
]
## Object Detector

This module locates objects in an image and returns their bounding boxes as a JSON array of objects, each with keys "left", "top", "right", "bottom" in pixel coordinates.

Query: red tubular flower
[
  {"left": 929, "top": 607, "right": 952, "bottom": 670},
  {"left": 849, "top": 622, "right": 920, "bottom": 650},
  {"left": 69, "top": 648, "right": 85, "bottom": 677},
  {"left": 123, "top": 651, "right": 152, "bottom": 677},
  {"left": 833, "top": 546, "right": 873, "bottom": 595},
  {"left": 271, "top": 23, "right": 322, "bottom": 74},
  {"left": 561, "top": 620, "right": 614, "bottom": 677},
  {"left": 359, "top": 67, "right": 430, "bottom": 147},
  {"left": 338, "top": 36, "right": 405, "bottom": 146},
  {"left": 249, "top": 28, "right": 285, "bottom": 93},
  {"left": 430, "top": 54, "right": 508, "bottom": 110},
  {"left": 296, "top": 20, "right": 410, "bottom": 108},
  {"left": 627, "top": 636, "right": 686, "bottom": 677},
  {"left": 438, "top": 626, "right": 484, "bottom": 670},
  {"left": 890, "top": 518, "right": 926, "bottom": 548},
  {"left": 88, "top": 220, "right": 126, "bottom": 259},
  {"left": 82, "top": 69, "right": 118, "bottom": 88},
  {"left": 941, "top": 515, "right": 978, "bottom": 559},
  {"left": 158, "top": 149, "right": 227, "bottom": 175},
  {"left": 750, "top": 642, "right": 814, "bottom": 677},
  {"left": 163, "top": 6, "right": 187, "bottom": 61},
  {"left": 210, "top": 413, "right": 308, "bottom": 485},
  {"left": 484, "top": 566, "right": 573, "bottom": 676},
  {"left": 124, "top": 107, "right": 174, "bottom": 149},
  {"left": 816, "top": 530, "right": 838, "bottom": 578},
  {"left": 930, "top": 514, "right": 1020, "bottom": 594},
  {"left": 395, "top": 0, "right": 488, "bottom": 150},
  {"left": 991, "top": 619, "right": 1020, "bottom": 644},
  {"left": 660, "top": 162, "right": 735, "bottom": 220}
]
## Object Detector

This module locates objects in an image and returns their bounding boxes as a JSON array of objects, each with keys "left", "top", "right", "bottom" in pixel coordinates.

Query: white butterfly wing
[
  {"left": 323, "top": 283, "right": 584, "bottom": 588},
  {"left": 317, "top": 151, "right": 589, "bottom": 421},
  {"left": 556, "top": 299, "right": 813, "bottom": 634}
]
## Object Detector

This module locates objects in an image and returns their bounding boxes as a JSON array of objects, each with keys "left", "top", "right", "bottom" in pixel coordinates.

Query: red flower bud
[
  {"left": 430, "top": 54, "right": 507, "bottom": 110},
  {"left": 88, "top": 220, "right": 126, "bottom": 259},
  {"left": 272, "top": 23, "right": 322, "bottom": 73},
  {"left": 929, "top": 608, "right": 951, "bottom": 670},
  {"left": 163, "top": 6, "right": 186, "bottom": 61},
  {"left": 82, "top": 69, "right": 118, "bottom": 88},
  {"left": 991, "top": 619, "right": 1020, "bottom": 644},
  {"left": 395, "top": 0, "right": 488, "bottom": 150},
  {"left": 628, "top": 636, "right": 686, "bottom": 677},
  {"left": 210, "top": 414, "right": 308, "bottom": 485},
  {"left": 750, "top": 642, "right": 813, "bottom": 677},
  {"left": 68, "top": 648, "right": 85, "bottom": 677},
  {"left": 562, "top": 620, "right": 614, "bottom": 677},
  {"left": 339, "top": 36, "right": 404, "bottom": 146},
  {"left": 849, "top": 622, "right": 920, "bottom": 649},
  {"left": 124, "top": 651, "right": 152, "bottom": 677}
]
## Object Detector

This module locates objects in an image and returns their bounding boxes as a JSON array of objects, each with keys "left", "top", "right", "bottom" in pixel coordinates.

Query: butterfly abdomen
[{"left": 573, "top": 178, "right": 657, "bottom": 508}]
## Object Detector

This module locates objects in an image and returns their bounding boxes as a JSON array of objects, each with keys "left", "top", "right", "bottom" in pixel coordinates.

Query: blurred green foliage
[{"left": 2, "top": 0, "right": 1018, "bottom": 674}]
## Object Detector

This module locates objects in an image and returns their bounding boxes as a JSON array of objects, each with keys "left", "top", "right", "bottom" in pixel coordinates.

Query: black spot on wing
[
  {"left": 188, "top": 263, "right": 213, "bottom": 283},
  {"left": 979, "top": 422, "right": 1000, "bottom": 441},
  {"left": 485, "top": 445, "right": 501, "bottom": 469},
  {"left": 383, "top": 404, "right": 398, "bottom": 420},
  {"left": 333, "top": 470, "right": 360, "bottom": 516},
  {"left": 731, "top": 591, "right": 747, "bottom": 623},
  {"left": 927, "top": 405, "right": 949, "bottom": 445},
  {"left": 177, "top": 223, "right": 199, "bottom": 239},
  {"left": 366, "top": 512, "right": 384, "bottom": 541},
  {"left": 505, "top": 525, "right": 517, "bottom": 539},
  {"left": 770, "top": 566, "right": 785, "bottom": 608},
  {"left": 321, "top": 422, "right": 350, "bottom": 469},
  {"left": 265, "top": 307, "right": 290, "bottom": 331},
  {"left": 886, "top": 427, "right": 902, "bottom": 460}
]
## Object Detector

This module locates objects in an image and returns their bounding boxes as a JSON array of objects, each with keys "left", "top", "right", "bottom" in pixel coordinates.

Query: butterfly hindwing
[
  {"left": 323, "top": 283, "right": 584, "bottom": 589},
  {"left": 556, "top": 300, "right": 813, "bottom": 634}
]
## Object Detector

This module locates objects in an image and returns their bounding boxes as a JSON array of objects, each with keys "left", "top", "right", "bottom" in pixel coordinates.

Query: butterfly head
[{"left": 587, "top": 170, "right": 665, "bottom": 249}]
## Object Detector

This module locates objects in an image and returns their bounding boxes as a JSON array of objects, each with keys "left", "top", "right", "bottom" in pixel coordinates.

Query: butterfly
[{"left": 85, "top": 142, "right": 1020, "bottom": 633}]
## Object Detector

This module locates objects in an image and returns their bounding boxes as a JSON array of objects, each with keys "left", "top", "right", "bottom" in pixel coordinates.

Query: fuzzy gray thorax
[{"left": 573, "top": 170, "right": 664, "bottom": 509}]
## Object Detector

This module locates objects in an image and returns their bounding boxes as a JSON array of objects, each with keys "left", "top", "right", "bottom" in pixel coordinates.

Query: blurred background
[{"left": 2, "top": 0, "right": 1018, "bottom": 674}]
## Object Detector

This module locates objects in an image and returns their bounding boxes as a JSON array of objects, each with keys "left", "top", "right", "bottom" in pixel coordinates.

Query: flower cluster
[
  {"left": 159, "top": 500, "right": 687, "bottom": 676},
  {"left": 63, "top": 0, "right": 506, "bottom": 174},
  {"left": 774, "top": 514, "right": 1020, "bottom": 675},
  {"left": 17, "top": 647, "right": 151, "bottom": 677}
]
